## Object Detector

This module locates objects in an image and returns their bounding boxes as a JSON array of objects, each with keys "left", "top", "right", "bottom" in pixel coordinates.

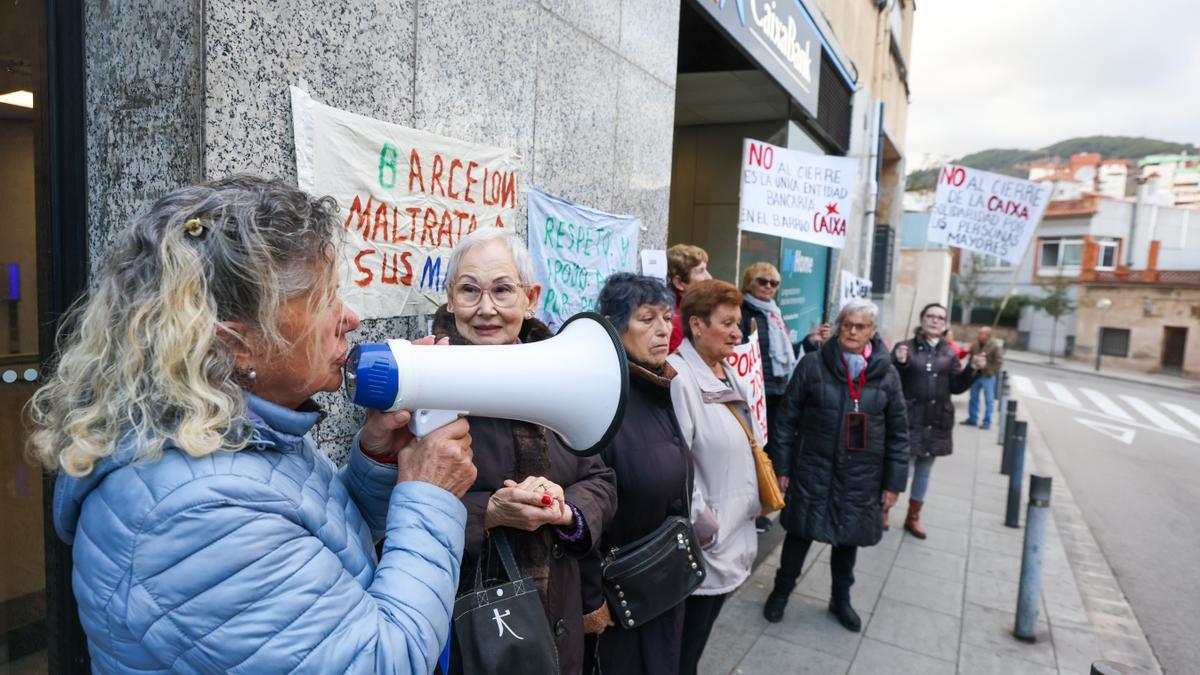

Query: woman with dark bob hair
[
  {"left": 667, "top": 279, "right": 762, "bottom": 675},
  {"left": 581, "top": 273, "right": 693, "bottom": 674},
  {"left": 30, "top": 176, "right": 477, "bottom": 672}
]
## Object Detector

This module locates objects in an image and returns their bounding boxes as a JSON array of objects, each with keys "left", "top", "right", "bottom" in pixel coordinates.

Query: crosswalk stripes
[
  {"left": 1119, "top": 395, "right": 1190, "bottom": 435},
  {"left": 1078, "top": 388, "right": 1135, "bottom": 422},
  {"left": 1161, "top": 403, "right": 1200, "bottom": 431},
  {"left": 1005, "top": 373, "right": 1198, "bottom": 439},
  {"left": 1045, "top": 382, "right": 1081, "bottom": 406}
]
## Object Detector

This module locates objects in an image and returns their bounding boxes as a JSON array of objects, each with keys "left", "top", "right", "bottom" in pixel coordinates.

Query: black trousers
[
  {"left": 678, "top": 593, "right": 727, "bottom": 675},
  {"left": 772, "top": 533, "right": 858, "bottom": 601}
]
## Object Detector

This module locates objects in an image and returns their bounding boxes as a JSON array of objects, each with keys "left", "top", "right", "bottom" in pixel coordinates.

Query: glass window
[
  {"left": 1100, "top": 327, "right": 1131, "bottom": 357},
  {"left": 1097, "top": 240, "right": 1119, "bottom": 270},
  {"left": 2, "top": 0, "right": 48, "bottom": 669},
  {"left": 979, "top": 254, "right": 1013, "bottom": 270},
  {"left": 1039, "top": 238, "right": 1083, "bottom": 275},
  {"left": 1040, "top": 240, "right": 1060, "bottom": 269}
]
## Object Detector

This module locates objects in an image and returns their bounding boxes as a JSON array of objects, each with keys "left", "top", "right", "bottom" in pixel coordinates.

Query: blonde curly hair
[{"left": 28, "top": 176, "right": 341, "bottom": 476}]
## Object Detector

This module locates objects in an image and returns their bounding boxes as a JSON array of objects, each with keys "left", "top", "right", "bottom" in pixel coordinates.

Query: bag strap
[
  {"left": 490, "top": 528, "right": 522, "bottom": 582},
  {"left": 723, "top": 402, "right": 759, "bottom": 452}
]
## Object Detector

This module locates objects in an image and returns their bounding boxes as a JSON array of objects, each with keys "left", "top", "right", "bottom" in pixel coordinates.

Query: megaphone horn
[{"left": 343, "top": 312, "right": 629, "bottom": 457}]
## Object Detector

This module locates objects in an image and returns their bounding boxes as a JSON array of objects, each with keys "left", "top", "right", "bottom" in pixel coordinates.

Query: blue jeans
[
  {"left": 910, "top": 456, "right": 935, "bottom": 501},
  {"left": 969, "top": 375, "right": 996, "bottom": 425}
]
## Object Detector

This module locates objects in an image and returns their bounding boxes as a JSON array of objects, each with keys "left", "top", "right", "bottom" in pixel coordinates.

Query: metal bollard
[
  {"left": 1014, "top": 473, "right": 1052, "bottom": 642},
  {"left": 996, "top": 371, "right": 1008, "bottom": 444},
  {"left": 1000, "top": 400, "right": 1018, "bottom": 474},
  {"left": 1005, "top": 421, "right": 1026, "bottom": 528}
]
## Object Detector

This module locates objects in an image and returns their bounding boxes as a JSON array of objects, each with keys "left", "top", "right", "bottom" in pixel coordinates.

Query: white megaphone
[{"left": 343, "top": 312, "right": 629, "bottom": 456}]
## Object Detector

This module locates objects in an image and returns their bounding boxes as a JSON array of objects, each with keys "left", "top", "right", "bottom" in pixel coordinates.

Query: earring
[
  {"left": 525, "top": 310, "right": 534, "bottom": 320},
  {"left": 247, "top": 367, "right": 257, "bottom": 382}
]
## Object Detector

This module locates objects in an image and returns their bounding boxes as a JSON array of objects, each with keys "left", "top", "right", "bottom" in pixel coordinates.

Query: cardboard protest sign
[
  {"left": 838, "top": 271, "right": 873, "bottom": 310},
  {"left": 527, "top": 188, "right": 640, "bottom": 331},
  {"left": 928, "top": 164, "right": 1052, "bottom": 265},
  {"left": 726, "top": 330, "right": 768, "bottom": 443},
  {"left": 738, "top": 139, "right": 859, "bottom": 248},
  {"left": 291, "top": 87, "right": 520, "bottom": 319}
]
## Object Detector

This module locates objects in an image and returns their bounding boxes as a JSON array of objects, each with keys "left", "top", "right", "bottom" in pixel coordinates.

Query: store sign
[
  {"left": 694, "top": 0, "right": 822, "bottom": 117},
  {"left": 778, "top": 238, "right": 827, "bottom": 345}
]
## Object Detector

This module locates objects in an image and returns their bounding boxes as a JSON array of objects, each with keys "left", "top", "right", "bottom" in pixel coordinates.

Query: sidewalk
[
  {"left": 1005, "top": 349, "right": 1200, "bottom": 394},
  {"left": 698, "top": 397, "right": 1162, "bottom": 675}
]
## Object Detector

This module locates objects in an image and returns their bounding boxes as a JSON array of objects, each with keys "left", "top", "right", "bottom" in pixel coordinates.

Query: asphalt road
[{"left": 1004, "top": 360, "right": 1200, "bottom": 674}]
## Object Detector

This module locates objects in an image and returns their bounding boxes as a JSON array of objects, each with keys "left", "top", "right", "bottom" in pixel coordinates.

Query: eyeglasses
[
  {"left": 756, "top": 277, "right": 780, "bottom": 288},
  {"left": 841, "top": 322, "right": 874, "bottom": 333},
  {"left": 923, "top": 314, "right": 947, "bottom": 323},
  {"left": 451, "top": 281, "right": 527, "bottom": 308}
]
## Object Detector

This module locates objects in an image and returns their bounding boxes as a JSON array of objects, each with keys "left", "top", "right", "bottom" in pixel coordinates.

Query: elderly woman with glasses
[
  {"left": 890, "top": 303, "right": 985, "bottom": 538},
  {"left": 762, "top": 299, "right": 910, "bottom": 632},
  {"left": 433, "top": 227, "right": 616, "bottom": 675}
]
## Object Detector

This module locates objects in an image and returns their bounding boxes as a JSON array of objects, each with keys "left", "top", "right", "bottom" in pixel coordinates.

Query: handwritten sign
[
  {"left": 928, "top": 164, "right": 1052, "bottom": 265},
  {"left": 738, "top": 139, "right": 859, "bottom": 248},
  {"left": 726, "top": 330, "right": 768, "bottom": 443},
  {"left": 527, "top": 188, "right": 640, "bottom": 331},
  {"left": 838, "top": 271, "right": 873, "bottom": 310},
  {"left": 291, "top": 87, "right": 520, "bottom": 319}
]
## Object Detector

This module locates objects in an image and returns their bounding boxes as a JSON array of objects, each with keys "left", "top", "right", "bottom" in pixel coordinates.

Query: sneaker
[
  {"left": 763, "top": 592, "right": 788, "bottom": 623},
  {"left": 960, "top": 419, "right": 977, "bottom": 426},
  {"left": 755, "top": 516, "right": 772, "bottom": 534}
]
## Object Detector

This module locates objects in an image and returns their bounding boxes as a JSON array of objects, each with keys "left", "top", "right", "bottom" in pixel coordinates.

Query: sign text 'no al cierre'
[
  {"left": 291, "top": 87, "right": 520, "bottom": 319},
  {"left": 927, "top": 164, "right": 1052, "bottom": 265},
  {"left": 738, "top": 139, "right": 859, "bottom": 249}
]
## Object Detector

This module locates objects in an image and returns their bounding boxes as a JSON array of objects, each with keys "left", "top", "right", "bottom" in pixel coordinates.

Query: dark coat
[
  {"left": 585, "top": 361, "right": 692, "bottom": 675},
  {"left": 434, "top": 306, "right": 618, "bottom": 675},
  {"left": 894, "top": 330, "right": 980, "bottom": 457},
  {"left": 739, "top": 301, "right": 790, "bottom": 396},
  {"left": 773, "top": 337, "right": 910, "bottom": 547}
]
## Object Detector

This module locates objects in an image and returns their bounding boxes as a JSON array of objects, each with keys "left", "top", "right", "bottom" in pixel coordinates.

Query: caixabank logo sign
[{"left": 701, "top": 0, "right": 822, "bottom": 117}]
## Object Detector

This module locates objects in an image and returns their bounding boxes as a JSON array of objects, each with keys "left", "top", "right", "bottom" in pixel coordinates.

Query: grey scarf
[{"left": 743, "top": 294, "right": 798, "bottom": 379}]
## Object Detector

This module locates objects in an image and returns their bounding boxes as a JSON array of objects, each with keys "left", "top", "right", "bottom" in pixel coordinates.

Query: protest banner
[
  {"left": 838, "top": 270, "right": 873, "bottom": 310},
  {"left": 527, "top": 188, "right": 640, "bottom": 331},
  {"left": 738, "top": 139, "right": 859, "bottom": 248},
  {"left": 726, "top": 330, "right": 768, "bottom": 443},
  {"left": 928, "top": 164, "right": 1052, "bottom": 265},
  {"left": 291, "top": 87, "right": 520, "bottom": 319}
]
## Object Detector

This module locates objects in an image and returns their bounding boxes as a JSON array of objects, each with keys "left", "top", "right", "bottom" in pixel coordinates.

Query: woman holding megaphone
[
  {"left": 30, "top": 177, "right": 477, "bottom": 673},
  {"left": 435, "top": 228, "right": 616, "bottom": 675}
]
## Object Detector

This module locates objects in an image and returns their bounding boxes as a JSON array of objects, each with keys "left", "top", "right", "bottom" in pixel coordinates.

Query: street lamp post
[{"left": 1095, "top": 298, "right": 1113, "bottom": 371}]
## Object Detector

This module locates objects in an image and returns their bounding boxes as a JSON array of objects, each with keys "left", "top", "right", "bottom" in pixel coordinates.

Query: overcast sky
[{"left": 906, "top": 0, "right": 1200, "bottom": 163}]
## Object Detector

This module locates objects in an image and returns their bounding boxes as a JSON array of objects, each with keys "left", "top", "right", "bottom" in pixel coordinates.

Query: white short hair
[
  {"left": 836, "top": 299, "right": 879, "bottom": 329},
  {"left": 444, "top": 227, "right": 535, "bottom": 286}
]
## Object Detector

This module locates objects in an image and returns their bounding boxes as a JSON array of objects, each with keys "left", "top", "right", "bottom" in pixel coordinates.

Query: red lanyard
[{"left": 843, "top": 357, "right": 866, "bottom": 411}]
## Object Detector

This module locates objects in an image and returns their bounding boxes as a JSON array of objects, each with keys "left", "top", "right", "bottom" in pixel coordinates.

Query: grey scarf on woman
[{"left": 744, "top": 294, "right": 799, "bottom": 379}]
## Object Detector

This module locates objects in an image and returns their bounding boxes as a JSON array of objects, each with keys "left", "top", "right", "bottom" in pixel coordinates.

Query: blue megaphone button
[{"left": 345, "top": 343, "right": 398, "bottom": 411}]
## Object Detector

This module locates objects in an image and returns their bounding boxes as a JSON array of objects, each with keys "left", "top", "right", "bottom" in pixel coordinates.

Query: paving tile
[
  {"left": 797, "top": 564, "right": 886, "bottom": 613},
  {"left": 917, "top": 506, "right": 971, "bottom": 531},
  {"left": 848, "top": 637, "right": 955, "bottom": 675},
  {"left": 958, "top": 643, "right": 1058, "bottom": 675},
  {"left": 697, "top": 597, "right": 765, "bottom": 675},
  {"left": 817, "top": 541, "right": 897, "bottom": 578},
  {"left": 893, "top": 541, "right": 967, "bottom": 584},
  {"left": 730, "top": 634, "right": 851, "bottom": 674},
  {"left": 968, "top": 548, "right": 1023, "bottom": 584},
  {"left": 1048, "top": 623, "right": 1103, "bottom": 675},
  {"left": 762, "top": 593, "right": 868, "bottom": 662},
  {"left": 972, "top": 509, "right": 1017, "bottom": 534},
  {"left": 910, "top": 523, "right": 970, "bottom": 557},
  {"left": 959, "top": 601, "right": 1056, "bottom": 667},
  {"left": 970, "top": 526, "right": 1025, "bottom": 557},
  {"left": 881, "top": 566, "right": 964, "bottom": 617},
  {"left": 964, "top": 572, "right": 1020, "bottom": 614},
  {"left": 864, "top": 597, "right": 961, "bottom": 662}
]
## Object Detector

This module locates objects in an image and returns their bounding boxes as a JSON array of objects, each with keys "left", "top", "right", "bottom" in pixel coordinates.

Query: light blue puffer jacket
[{"left": 53, "top": 393, "right": 467, "bottom": 674}]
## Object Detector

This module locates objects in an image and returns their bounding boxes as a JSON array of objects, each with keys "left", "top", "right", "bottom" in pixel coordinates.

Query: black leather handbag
[
  {"left": 600, "top": 515, "right": 706, "bottom": 629},
  {"left": 451, "top": 529, "right": 559, "bottom": 674}
]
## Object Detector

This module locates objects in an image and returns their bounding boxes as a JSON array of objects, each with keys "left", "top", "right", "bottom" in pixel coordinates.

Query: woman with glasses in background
[
  {"left": 890, "top": 303, "right": 985, "bottom": 538},
  {"left": 434, "top": 227, "right": 616, "bottom": 675}
]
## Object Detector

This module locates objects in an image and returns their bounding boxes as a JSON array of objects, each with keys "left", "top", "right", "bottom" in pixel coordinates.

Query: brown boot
[
  {"left": 882, "top": 507, "right": 890, "bottom": 531},
  {"left": 904, "top": 499, "right": 927, "bottom": 539}
]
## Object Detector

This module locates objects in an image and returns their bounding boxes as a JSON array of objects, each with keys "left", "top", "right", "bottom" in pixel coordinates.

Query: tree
[
  {"left": 955, "top": 256, "right": 985, "bottom": 325},
  {"left": 1037, "top": 276, "right": 1076, "bottom": 364}
]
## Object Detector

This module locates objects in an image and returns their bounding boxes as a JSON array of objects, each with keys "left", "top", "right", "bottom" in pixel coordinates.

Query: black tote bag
[{"left": 450, "top": 529, "right": 559, "bottom": 674}]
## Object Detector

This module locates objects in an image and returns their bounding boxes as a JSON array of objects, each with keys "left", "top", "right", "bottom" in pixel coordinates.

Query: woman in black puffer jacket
[
  {"left": 890, "top": 302, "right": 984, "bottom": 539},
  {"left": 762, "top": 299, "right": 910, "bottom": 632}
]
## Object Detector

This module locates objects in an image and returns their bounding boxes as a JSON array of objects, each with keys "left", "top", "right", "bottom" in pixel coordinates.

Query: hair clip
[{"left": 184, "top": 218, "right": 207, "bottom": 238}]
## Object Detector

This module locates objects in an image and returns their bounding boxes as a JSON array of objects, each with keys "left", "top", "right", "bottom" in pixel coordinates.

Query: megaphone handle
[{"left": 409, "top": 409, "right": 468, "bottom": 438}]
